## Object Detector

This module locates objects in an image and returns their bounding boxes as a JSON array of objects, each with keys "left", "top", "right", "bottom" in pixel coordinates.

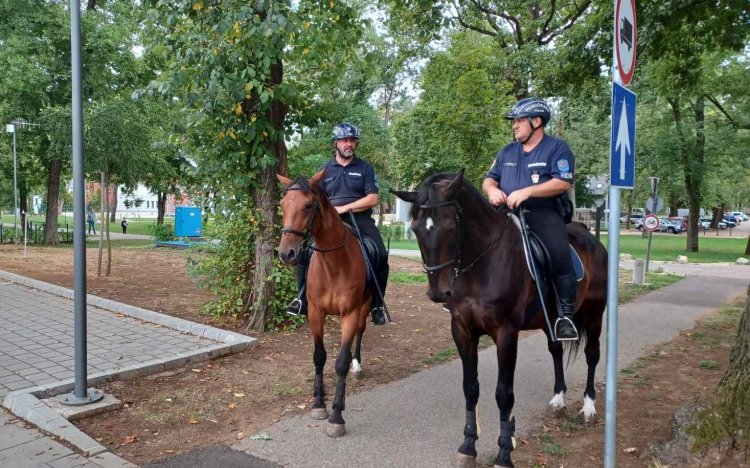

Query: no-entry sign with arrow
[{"left": 610, "top": 81, "right": 636, "bottom": 188}]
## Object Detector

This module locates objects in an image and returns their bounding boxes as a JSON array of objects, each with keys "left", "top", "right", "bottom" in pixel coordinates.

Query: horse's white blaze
[
  {"left": 580, "top": 395, "right": 597, "bottom": 421},
  {"left": 350, "top": 359, "right": 362, "bottom": 374},
  {"left": 549, "top": 391, "right": 566, "bottom": 409},
  {"left": 425, "top": 217, "right": 434, "bottom": 231}
]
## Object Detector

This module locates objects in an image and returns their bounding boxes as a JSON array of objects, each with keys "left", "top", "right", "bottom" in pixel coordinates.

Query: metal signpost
[
  {"left": 5, "top": 124, "right": 19, "bottom": 242},
  {"left": 59, "top": 0, "right": 103, "bottom": 407},
  {"left": 644, "top": 177, "right": 660, "bottom": 272},
  {"left": 605, "top": 0, "right": 636, "bottom": 467}
]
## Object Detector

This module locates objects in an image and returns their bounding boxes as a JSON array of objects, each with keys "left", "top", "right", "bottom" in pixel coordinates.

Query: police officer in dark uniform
[
  {"left": 482, "top": 98, "right": 578, "bottom": 341},
  {"left": 286, "top": 123, "right": 389, "bottom": 325}
]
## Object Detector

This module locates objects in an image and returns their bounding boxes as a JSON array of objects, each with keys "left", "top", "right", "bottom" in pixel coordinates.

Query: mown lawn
[{"left": 387, "top": 233, "right": 748, "bottom": 263}]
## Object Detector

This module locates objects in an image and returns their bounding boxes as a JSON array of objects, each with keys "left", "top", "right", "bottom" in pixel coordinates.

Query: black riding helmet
[
  {"left": 506, "top": 98, "right": 551, "bottom": 126},
  {"left": 331, "top": 123, "right": 360, "bottom": 141}
]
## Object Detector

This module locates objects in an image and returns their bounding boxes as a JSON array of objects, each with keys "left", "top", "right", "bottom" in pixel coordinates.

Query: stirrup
[
  {"left": 554, "top": 316, "right": 579, "bottom": 342},
  {"left": 370, "top": 306, "right": 387, "bottom": 325},
  {"left": 286, "top": 298, "right": 303, "bottom": 316}
]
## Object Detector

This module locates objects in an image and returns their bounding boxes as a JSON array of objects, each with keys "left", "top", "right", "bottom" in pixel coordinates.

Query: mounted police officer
[
  {"left": 482, "top": 98, "right": 578, "bottom": 341},
  {"left": 286, "top": 123, "right": 389, "bottom": 325}
]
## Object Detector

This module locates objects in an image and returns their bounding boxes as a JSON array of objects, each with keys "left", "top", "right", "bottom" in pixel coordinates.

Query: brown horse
[
  {"left": 277, "top": 169, "right": 372, "bottom": 438},
  {"left": 393, "top": 171, "right": 607, "bottom": 468}
]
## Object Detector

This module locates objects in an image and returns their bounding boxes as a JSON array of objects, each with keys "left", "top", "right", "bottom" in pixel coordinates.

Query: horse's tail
[{"left": 563, "top": 326, "right": 587, "bottom": 366}]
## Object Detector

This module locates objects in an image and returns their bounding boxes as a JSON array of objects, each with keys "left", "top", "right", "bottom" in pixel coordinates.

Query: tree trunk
[
  {"left": 716, "top": 284, "right": 750, "bottom": 440},
  {"left": 669, "top": 96, "right": 705, "bottom": 252},
  {"left": 43, "top": 158, "right": 61, "bottom": 245},
  {"left": 244, "top": 60, "right": 287, "bottom": 332},
  {"left": 109, "top": 184, "right": 117, "bottom": 222},
  {"left": 19, "top": 191, "right": 28, "bottom": 243},
  {"left": 157, "top": 192, "right": 167, "bottom": 225},
  {"left": 745, "top": 236, "right": 750, "bottom": 255}
]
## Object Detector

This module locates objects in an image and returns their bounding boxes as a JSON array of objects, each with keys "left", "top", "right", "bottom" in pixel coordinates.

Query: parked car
[
  {"left": 636, "top": 218, "right": 681, "bottom": 233},
  {"left": 623, "top": 213, "right": 644, "bottom": 224},
  {"left": 658, "top": 218, "right": 682, "bottom": 234},
  {"left": 668, "top": 216, "right": 687, "bottom": 231},
  {"left": 724, "top": 213, "right": 742, "bottom": 224},
  {"left": 733, "top": 212, "right": 750, "bottom": 222},
  {"left": 698, "top": 217, "right": 727, "bottom": 229},
  {"left": 722, "top": 215, "right": 738, "bottom": 228}
]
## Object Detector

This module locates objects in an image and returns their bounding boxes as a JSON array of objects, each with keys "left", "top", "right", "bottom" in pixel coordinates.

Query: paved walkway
[
  {"left": 0, "top": 270, "right": 255, "bottom": 468},
  {"left": 235, "top": 262, "right": 750, "bottom": 467}
]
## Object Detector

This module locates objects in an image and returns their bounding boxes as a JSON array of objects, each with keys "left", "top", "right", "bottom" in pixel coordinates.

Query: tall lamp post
[{"left": 5, "top": 123, "right": 19, "bottom": 243}]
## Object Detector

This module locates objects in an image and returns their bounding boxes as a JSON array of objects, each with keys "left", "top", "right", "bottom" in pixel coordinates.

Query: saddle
[
  {"left": 306, "top": 223, "right": 381, "bottom": 284},
  {"left": 507, "top": 213, "right": 584, "bottom": 285}
]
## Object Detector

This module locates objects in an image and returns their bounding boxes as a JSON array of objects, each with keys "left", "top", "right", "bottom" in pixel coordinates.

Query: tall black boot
[
  {"left": 287, "top": 263, "right": 308, "bottom": 316},
  {"left": 552, "top": 274, "right": 579, "bottom": 341}
]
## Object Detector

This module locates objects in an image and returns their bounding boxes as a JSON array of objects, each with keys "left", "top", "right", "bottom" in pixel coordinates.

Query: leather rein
[
  {"left": 418, "top": 200, "right": 509, "bottom": 279},
  {"left": 280, "top": 189, "right": 347, "bottom": 253}
]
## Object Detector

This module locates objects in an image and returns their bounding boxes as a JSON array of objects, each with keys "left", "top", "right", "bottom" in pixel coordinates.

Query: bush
[
  {"left": 378, "top": 223, "right": 405, "bottom": 241},
  {"left": 147, "top": 223, "right": 174, "bottom": 241}
]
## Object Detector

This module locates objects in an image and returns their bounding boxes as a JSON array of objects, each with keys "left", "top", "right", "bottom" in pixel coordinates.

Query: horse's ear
[
  {"left": 309, "top": 168, "right": 327, "bottom": 187},
  {"left": 442, "top": 169, "right": 465, "bottom": 199},
  {"left": 277, "top": 174, "right": 293, "bottom": 187},
  {"left": 391, "top": 189, "right": 417, "bottom": 204}
]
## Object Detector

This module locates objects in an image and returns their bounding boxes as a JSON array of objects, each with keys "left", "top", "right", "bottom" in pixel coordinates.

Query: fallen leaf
[
  {"left": 296, "top": 404, "right": 306, "bottom": 409},
  {"left": 164, "top": 450, "right": 175, "bottom": 454},
  {"left": 187, "top": 418, "right": 199, "bottom": 424},
  {"left": 236, "top": 432, "right": 245, "bottom": 440},
  {"left": 234, "top": 393, "right": 246, "bottom": 398},
  {"left": 191, "top": 368, "right": 202, "bottom": 373},
  {"left": 122, "top": 435, "right": 138, "bottom": 444},
  {"left": 623, "top": 447, "right": 637, "bottom": 453},
  {"left": 228, "top": 403, "right": 236, "bottom": 410}
]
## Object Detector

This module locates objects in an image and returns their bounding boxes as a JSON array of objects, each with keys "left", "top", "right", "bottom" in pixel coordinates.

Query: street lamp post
[{"left": 5, "top": 124, "right": 19, "bottom": 243}]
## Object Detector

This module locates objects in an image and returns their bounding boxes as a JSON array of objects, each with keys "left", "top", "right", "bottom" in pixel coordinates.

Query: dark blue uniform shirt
[
  {"left": 486, "top": 135, "right": 575, "bottom": 209},
  {"left": 321, "top": 157, "right": 379, "bottom": 214}
]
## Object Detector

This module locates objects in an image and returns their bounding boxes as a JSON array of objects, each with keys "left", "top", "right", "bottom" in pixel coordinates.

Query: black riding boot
[
  {"left": 552, "top": 274, "right": 578, "bottom": 341},
  {"left": 370, "top": 296, "right": 386, "bottom": 325},
  {"left": 287, "top": 263, "right": 308, "bottom": 316}
]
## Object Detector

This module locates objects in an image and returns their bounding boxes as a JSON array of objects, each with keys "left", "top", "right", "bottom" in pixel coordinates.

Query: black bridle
[
  {"left": 417, "top": 200, "right": 509, "bottom": 280},
  {"left": 280, "top": 189, "right": 347, "bottom": 253}
]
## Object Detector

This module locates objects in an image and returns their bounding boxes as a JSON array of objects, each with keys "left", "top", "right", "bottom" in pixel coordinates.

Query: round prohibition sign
[{"left": 643, "top": 214, "right": 659, "bottom": 232}]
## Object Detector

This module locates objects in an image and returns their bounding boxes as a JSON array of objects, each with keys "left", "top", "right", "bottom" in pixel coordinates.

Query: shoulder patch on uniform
[{"left": 557, "top": 159, "right": 570, "bottom": 172}]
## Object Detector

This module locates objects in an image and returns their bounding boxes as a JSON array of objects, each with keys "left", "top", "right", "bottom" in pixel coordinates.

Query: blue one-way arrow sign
[{"left": 610, "top": 81, "right": 637, "bottom": 188}]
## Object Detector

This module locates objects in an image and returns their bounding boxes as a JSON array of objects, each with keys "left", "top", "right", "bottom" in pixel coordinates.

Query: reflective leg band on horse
[{"left": 347, "top": 210, "right": 391, "bottom": 322}]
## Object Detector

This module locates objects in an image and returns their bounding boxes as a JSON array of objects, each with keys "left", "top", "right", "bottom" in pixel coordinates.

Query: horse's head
[
  {"left": 392, "top": 171, "right": 465, "bottom": 303},
  {"left": 277, "top": 169, "right": 327, "bottom": 265}
]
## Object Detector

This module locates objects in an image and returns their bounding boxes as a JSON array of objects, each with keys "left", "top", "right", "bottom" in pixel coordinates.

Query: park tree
[
  {"left": 634, "top": 0, "right": 750, "bottom": 251},
  {"left": 146, "top": 0, "right": 364, "bottom": 330},
  {"left": 0, "top": 0, "right": 148, "bottom": 244}
]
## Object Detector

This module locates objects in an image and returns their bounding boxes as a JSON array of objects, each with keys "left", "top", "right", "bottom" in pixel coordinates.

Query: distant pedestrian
[
  {"left": 121, "top": 217, "right": 128, "bottom": 235},
  {"left": 87, "top": 210, "right": 97, "bottom": 235}
]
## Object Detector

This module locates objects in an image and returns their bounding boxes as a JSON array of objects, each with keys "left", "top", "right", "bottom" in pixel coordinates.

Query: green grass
[
  {"left": 698, "top": 359, "right": 718, "bottom": 369},
  {"left": 618, "top": 271, "right": 685, "bottom": 303},
  {"left": 388, "top": 232, "right": 747, "bottom": 264},
  {"left": 0, "top": 214, "right": 161, "bottom": 236},
  {"left": 538, "top": 433, "right": 565, "bottom": 456},
  {"left": 602, "top": 234, "right": 748, "bottom": 263},
  {"left": 389, "top": 271, "right": 427, "bottom": 284}
]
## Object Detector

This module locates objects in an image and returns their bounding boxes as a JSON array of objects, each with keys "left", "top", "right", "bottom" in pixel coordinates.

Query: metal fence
[{"left": 0, "top": 222, "right": 73, "bottom": 244}]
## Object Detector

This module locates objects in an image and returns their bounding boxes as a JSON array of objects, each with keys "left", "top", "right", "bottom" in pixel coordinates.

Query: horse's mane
[
  {"left": 289, "top": 176, "right": 327, "bottom": 200},
  {"left": 412, "top": 172, "right": 500, "bottom": 219}
]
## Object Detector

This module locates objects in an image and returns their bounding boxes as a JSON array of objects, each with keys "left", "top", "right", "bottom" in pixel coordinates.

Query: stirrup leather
[{"left": 554, "top": 316, "right": 579, "bottom": 341}]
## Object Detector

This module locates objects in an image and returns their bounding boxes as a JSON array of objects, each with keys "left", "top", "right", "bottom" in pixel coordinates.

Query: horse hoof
[
  {"left": 454, "top": 452, "right": 476, "bottom": 468},
  {"left": 310, "top": 408, "right": 329, "bottom": 420},
  {"left": 326, "top": 423, "right": 346, "bottom": 438}
]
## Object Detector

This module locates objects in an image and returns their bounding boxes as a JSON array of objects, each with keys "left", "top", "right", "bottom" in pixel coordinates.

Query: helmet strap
[{"left": 518, "top": 117, "right": 541, "bottom": 145}]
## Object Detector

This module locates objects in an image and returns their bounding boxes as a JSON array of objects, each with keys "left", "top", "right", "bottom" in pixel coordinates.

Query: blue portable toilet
[{"left": 175, "top": 206, "right": 202, "bottom": 237}]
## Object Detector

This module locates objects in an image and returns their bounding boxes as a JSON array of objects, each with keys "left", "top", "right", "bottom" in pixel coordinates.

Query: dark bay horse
[
  {"left": 277, "top": 169, "right": 372, "bottom": 438},
  {"left": 393, "top": 172, "right": 607, "bottom": 468}
]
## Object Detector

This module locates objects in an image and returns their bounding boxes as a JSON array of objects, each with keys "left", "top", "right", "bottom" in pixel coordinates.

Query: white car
[{"left": 731, "top": 211, "right": 748, "bottom": 222}]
